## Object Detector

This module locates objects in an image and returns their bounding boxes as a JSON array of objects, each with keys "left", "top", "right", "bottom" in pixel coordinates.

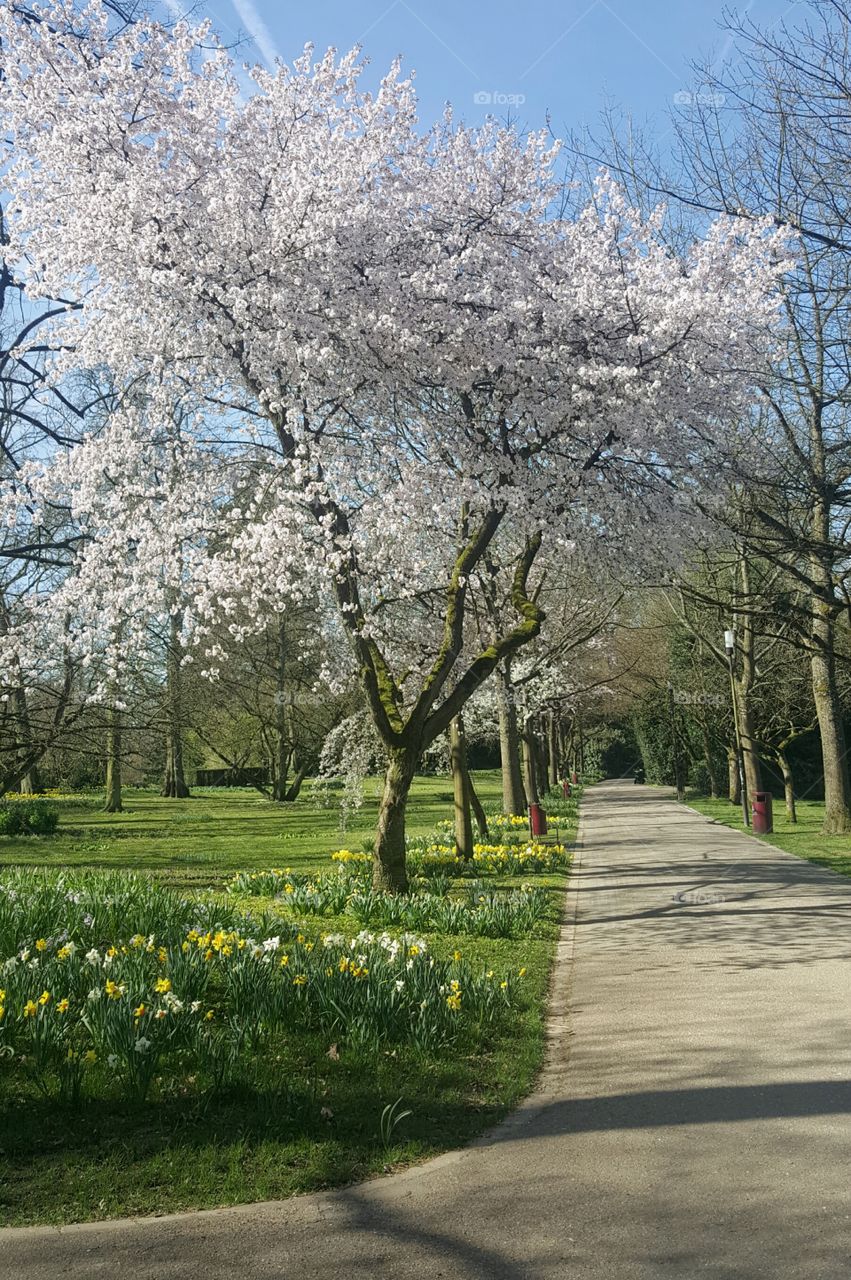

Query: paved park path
[{"left": 6, "top": 780, "right": 851, "bottom": 1279}]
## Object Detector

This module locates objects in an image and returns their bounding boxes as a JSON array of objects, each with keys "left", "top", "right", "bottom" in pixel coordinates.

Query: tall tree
[
  {"left": 588, "top": 1, "right": 851, "bottom": 831},
  {"left": 0, "top": 3, "right": 786, "bottom": 887}
]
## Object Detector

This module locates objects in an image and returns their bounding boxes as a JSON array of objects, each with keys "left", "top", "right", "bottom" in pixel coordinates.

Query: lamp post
[{"left": 724, "top": 628, "right": 750, "bottom": 827}]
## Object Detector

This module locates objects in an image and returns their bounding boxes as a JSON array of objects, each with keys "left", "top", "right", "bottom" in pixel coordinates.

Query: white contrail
[
  {"left": 231, "top": 0, "right": 280, "bottom": 68},
  {"left": 713, "top": 0, "right": 756, "bottom": 70}
]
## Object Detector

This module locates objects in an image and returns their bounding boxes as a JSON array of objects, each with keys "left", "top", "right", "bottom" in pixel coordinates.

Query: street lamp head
[{"left": 724, "top": 628, "right": 735, "bottom": 654}]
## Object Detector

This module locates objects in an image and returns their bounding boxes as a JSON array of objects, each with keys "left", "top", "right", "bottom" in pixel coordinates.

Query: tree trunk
[
  {"left": 737, "top": 695, "right": 763, "bottom": 802},
  {"left": 807, "top": 420, "right": 851, "bottom": 830},
  {"left": 559, "top": 718, "right": 571, "bottom": 775},
  {"left": 272, "top": 619, "right": 290, "bottom": 802},
  {"left": 701, "top": 722, "right": 720, "bottom": 798},
  {"left": 547, "top": 712, "right": 560, "bottom": 789},
  {"left": 13, "top": 685, "right": 41, "bottom": 794},
  {"left": 727, "top": 746, "right": 741, "bottom": 806},
  {"left": 469, "top": 773, "right": 489, "bottom": 839},
  {"left": 668, "top": 685, "right": 686, "bottom": 802},
  {"left": 521, "top": 716, "right": 540, "bottom": 808},
  {"left": 284, "top": 761, "right": 308, "bottom": 802},
  {"left": 449, "top": 714, "right": 474, "bottom": 860},
  {"left": 162, "top": 614, "right": 190, "bottom": 798},
  {"left": 103, "top": 705, "right": 123, "bottom": 813},
  {"left": 538, "top": 723, "right": 550, "bottom": 797},
  {"left": 496, "top": 659, "right": 525, "bottom": 815},
  {"left": 777, "top": 750, "right": 797, "bottom": 824},
  {"left": 735, "top": 559, "right": 763, "bottom": 800},
  {"left": 373, "top": 748, "right": 417, "bottom": 892},
  {"left": 810, "top": 580, "right": 851, "bottom": 833},
  {"left": 540, "top": 721, "right": 552, "bottom": 795},
  {"left": 273, "top": 744, "right": 293, "bottom": 801}
]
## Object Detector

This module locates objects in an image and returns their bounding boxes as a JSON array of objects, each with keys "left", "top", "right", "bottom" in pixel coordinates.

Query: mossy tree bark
[
  {"left": 538, "top": 724, "right": 550, "bottom": 796},
  {"left": 330, "top": 503, "right": 544, "bottom": 891},
  {"left": 374, "top": 748, "right": 419, "bottom": 891},
  {"left": 271, "top": 420, "right": 546, "bottom": 892}
]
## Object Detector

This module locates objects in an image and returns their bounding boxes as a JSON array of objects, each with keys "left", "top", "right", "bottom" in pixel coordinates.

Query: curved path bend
[{"left": 6, "top": 780, "right": 851, "bottom": 1279}]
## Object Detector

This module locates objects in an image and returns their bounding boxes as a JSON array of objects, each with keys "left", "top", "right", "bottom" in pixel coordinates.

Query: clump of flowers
[
  {"left": 0, "top": 871, "right": 527, "bottom": 1104},
  {"left": 330, "top": 849, "right": 371, "bottom": 865},
  {"left": 408, "top": 840, "right": 570, "bottom": 878}
]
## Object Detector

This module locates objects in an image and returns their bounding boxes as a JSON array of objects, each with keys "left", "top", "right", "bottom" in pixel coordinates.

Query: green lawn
[
  {"left": 0, "top": 774, "right": 578, "bottom": 1226},
  {"left": 686, "top": 792, "right": 851, "bottom": 879},
  {"left": 0, "top": 774, "right": 520, "bottom": 886}
]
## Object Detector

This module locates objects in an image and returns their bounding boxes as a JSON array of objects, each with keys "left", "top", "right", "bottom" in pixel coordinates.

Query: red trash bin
[
  {"left": 529, "top": 803, "right": 548, "bottom": 836},
  {"left": 571, "top": 771, "right": 579, "bottom": 784},
  {"left": 752, "top": 791, "right": 773, "bottom": 834}
]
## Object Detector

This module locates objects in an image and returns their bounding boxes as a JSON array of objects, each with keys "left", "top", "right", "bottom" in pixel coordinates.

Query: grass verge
[
  {"left": 686, "top": 792, "right": 851, "bottom": 879},
  {"left": 0, "top": 774, "right": 578, "bottom": 1227}
]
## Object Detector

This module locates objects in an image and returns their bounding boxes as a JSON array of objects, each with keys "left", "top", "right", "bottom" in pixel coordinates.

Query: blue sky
[{"left": 186, "top": 0, "right": 803, "bottom": 138}]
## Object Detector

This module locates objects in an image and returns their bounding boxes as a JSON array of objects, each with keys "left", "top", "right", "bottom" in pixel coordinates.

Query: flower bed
[
  {"left": 227, "top": 812, "right": 573, "bottom": 938},
  {"left": 0, "top": 870, "right": 525, "bottom": 1103},
  {"left": 410, "top": 840, "right": 570, "bottom": 877}
]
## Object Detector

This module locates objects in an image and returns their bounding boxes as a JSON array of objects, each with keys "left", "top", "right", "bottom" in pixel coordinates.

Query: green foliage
[
  {"left": 0, "top": 797, "right": 60, "bottom": 836},
  {"left": 345, "top": 883, "right": 550, "bottom": 938},
  {"left": 632, "top": 694, "right": 675, "bottom": 784},
  {"left": 0, "top": 869, "right": 528, "bottom": 1104},
  {"left": 228, "top": 809, "right": 574, "bottom": 938}
]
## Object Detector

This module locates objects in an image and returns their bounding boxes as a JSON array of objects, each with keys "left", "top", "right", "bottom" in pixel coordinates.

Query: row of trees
[
  {"left": 0, "top": 0, "right": 801, "bottom": 888},
  {"left": 579, "top": 1, "right": 851, "bottom": 831}
]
